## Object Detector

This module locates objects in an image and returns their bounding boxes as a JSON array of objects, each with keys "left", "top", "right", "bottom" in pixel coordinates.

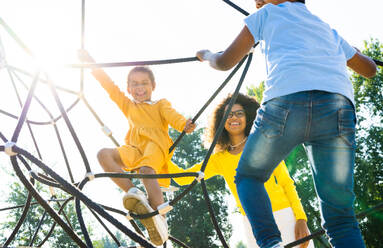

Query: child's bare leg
[
  {"left": 97, "top": 148, "right": 134, "bottom": 192},
  {"left": 139, "top": 166, "right": 164, "bottom": 210}
]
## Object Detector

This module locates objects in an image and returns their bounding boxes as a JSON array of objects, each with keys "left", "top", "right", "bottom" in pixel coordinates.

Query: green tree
[
  {"left": 352, "top": 39, "right": 383, "bottom": 247},
  {"left": 167, "top": 128, "right": 232, "bottom": 248},
  {"left": 0, "top": 176, "right": 87, "bottom": 247},
  {"left": 93, "top": 232, "right": 129, "bottom": 248}
]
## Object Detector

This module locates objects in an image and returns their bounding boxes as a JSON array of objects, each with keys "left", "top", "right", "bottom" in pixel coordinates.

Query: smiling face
[
  {"left": 224, "top": 104, "right": 247, "bottom": 136},
  {"left": 127, "top": 71, "right": 155, "bottom": 102}
]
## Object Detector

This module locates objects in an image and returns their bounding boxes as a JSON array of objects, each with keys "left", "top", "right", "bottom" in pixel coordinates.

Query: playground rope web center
[{"left": 0, "top": 1, "right": 382, "bottom": 248}]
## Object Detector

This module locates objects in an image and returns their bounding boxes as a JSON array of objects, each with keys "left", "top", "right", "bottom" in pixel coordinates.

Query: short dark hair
[
  {"left": 296, "top": 0, "right": 305, "bottom": 3},
  {"left": 204, "top": 93, "right": 260, "bottom": 152},
  {"left": 127, "top": 66, "right": 155, "bottom": 84}
]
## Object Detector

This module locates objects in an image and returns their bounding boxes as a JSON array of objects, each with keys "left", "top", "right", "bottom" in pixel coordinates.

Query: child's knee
[
  {"left": 97, "top": 148, "right": 111, "bottom": 163},
  {"left": 139, "top": 166, "right": 156, "bottom": 174}
]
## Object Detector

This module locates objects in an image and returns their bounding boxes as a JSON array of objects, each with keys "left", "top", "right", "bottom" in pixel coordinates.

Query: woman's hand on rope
[
  {"left": 77, "top": 49, "right": 96, "bottom": 63},
  {"left": 184, "top": 119, "right": 196, "bottom": 134},
  {"left": 295, "top": 219, "right": 310, "bottom": 248}
]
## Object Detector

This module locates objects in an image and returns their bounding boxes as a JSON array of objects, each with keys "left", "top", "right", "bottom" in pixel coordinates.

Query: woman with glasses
[{"left": 169, "top": 93, "right": 312, "bottom": 248}]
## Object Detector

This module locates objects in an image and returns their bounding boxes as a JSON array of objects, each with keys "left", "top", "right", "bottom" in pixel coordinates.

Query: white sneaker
[
  {"left": 123, "top": 187, "right": 147, "bottom": 211},
  {"left": 123, "top": 187, "right": 169, "bottom": 246}
]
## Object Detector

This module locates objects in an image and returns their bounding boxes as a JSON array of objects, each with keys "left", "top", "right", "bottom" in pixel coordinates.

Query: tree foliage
[
  {"left": 351, "top": 39, "right": 383, "bottom": 247},
  {"left": 0, "top": 175, "right": 86, "bottom": 248},
  {"left": 167, "top": 128, "right": 232, "bottom": 248}
]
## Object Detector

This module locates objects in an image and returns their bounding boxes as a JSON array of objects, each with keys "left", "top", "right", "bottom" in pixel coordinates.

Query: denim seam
[
  {"left": 338, "top": 109, "right": 356, "bottom": 148},
  {"left": 304, "top": 97, "right": 312, "bottom": 140}
]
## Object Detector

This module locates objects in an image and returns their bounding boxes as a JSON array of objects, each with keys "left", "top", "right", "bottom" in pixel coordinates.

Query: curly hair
[{"left": 204, "top": 93, "right": 260, "bottom": 152}]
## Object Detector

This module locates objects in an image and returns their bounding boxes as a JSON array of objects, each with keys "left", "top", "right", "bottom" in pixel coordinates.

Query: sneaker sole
[
  {"left": 123, "top": 195, "right": 140, "bottom": 211},
  {"left": 135, "top": 201, "right": 166, "bottom": 246},
  {"left": 123, "top": 195, "right": 167, "bottom": 246}
]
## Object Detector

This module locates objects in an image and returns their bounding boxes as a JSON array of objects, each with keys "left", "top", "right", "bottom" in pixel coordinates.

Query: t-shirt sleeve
[
  {"left": 333, "top": 30, "right": 356, "bottom": 60},
  {"left": 244, "top": 7, "right": 268, "bottom": 43}
]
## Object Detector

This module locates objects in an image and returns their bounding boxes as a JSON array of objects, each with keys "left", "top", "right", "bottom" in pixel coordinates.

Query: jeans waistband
[{"left": 266, "top": 90, "right": 352, "bottom": 106}]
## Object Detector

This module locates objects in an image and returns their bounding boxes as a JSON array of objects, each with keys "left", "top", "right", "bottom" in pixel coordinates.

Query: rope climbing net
[{"left": 0, "top": 1, "right": 382, "bottom": 248}]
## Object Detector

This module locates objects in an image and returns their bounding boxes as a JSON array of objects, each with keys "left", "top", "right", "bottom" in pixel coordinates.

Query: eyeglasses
[{"left": 227, "top": 110, "right": 245, "bottom": 119}]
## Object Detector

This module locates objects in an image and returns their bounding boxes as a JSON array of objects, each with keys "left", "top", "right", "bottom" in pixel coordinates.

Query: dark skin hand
[{"left": 295, "top": 219, "right": 310, "bottom": 248}]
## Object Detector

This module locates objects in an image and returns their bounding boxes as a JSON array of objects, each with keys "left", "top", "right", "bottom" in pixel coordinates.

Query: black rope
[
  {"left": 222, "top": 0, "right": 250, "bottom": 16},
  {"left": 2, "top": 183, "right": 34, "bottom": 247},
  {"left": 74, "top": 172, "right": 200, "bottom": 219},
  {"left": 285, "top": 202, "right": 383, "bottom": 248},
  {"left": 45, "top": 74, "right": 92, "bottom": 173},
  {"left": 75, "top": 178, "right": 94, "bottom": 247},
  {"left": 201, "top": 53, "right": 252, "bottom": 173},
  {"left": 7, "top": 68, "right": 43, "bottom": 160},
  {"left": 80, "top": 0, "right": 85, "bottom": 92},
  {"left": 374, "top": 59, "right": 383, "bottom": 66},
  {"left": 10, "top": 155, "right": 87, "bottom": 247},
  {"left": 37, "top": 197, "right": 75, "bottom": 247},
  {"left": 29, "top": 210, "right": 48, "bottom": 246},
  {"left": 168, "top": 235, "right": 191, "bottom": 248},
  {"left": 0, "top": 18, "right": 34, "bottom": 57},
  {"left": 68, "top": 56, "right": 199, "bottom": 68},
  {"left": 96, "top": 203, "right": 145, "bottom": 236},
  {"left": 14, "top": 146, "right": 155, "bottom": 247},
  {"left": 200, "top": 53, "right": 253, "bottom": 248},
  {"left": 11, "top": 71, "right": 40, "bottom": 142},
  {"left": 8, "top": 65, "right": 78, "bottom": 94},
  {"left": 0, "top": 98, "right": 81, "bottom": 126},
  {"left": 81, "top": 95, "right": 121, "bottom": 147},
  {"left": 169, "top": 52, "right": 254, "bottom": 152},
  {"left": 0, "top": 198, "right": 70, "bottom": 211},
  {"left": 89, "top": 208, "right": 122, "bottom": 247}
]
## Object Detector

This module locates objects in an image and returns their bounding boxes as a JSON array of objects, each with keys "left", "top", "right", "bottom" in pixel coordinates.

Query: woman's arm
[
  {"left": 168, "top": 155, "right": 220, "bottom": 186},
  {"left": 275, "top": 161, "right": 310, "bottom": 248},
  {"left": 167, "top": 161, "right": 203, "bottom": 185},
  {"left": 196, "top": 26, "right": 255, "bottom": 71}
]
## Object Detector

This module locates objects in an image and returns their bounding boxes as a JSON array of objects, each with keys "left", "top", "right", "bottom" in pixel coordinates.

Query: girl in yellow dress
[
  {"left": 78, "top": 50, "right": 196, "bottom": 246},
  {"left": 169, "top": 93, "right": 313, "bottom": 247}
]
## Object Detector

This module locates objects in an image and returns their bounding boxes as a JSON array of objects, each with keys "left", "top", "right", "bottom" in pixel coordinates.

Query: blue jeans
[{"left": 235, "top": 91, "right": 365, "bottom": 248}]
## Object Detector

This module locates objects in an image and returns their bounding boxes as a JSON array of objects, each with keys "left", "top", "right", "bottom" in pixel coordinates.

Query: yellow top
[
  {"left": 91, "top": 69, "right": 187, "bottom": 160},
  {"left": 168, "top": 151, "right": 307, "bottom": 220}
]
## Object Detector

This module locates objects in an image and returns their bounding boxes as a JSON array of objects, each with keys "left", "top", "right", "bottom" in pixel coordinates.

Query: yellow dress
[
  {"left": 92, "top": 69, "right": 187, "bottom": 187},
  {"left": 168, "top": 151, "right": 307, "bottom": 220}
]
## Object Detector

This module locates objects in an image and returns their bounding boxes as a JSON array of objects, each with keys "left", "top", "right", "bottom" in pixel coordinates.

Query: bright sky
[{"left": 0, "top": 0, "right": 382, "bottom": 247}]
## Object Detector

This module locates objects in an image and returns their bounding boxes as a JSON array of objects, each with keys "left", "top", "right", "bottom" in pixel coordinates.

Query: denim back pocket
[
  {"left": 338, "top": 108, "right": 356, "bottom": 147},
  {"left": 255, "top": 102, "right": 289, "bottom": 138}
]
